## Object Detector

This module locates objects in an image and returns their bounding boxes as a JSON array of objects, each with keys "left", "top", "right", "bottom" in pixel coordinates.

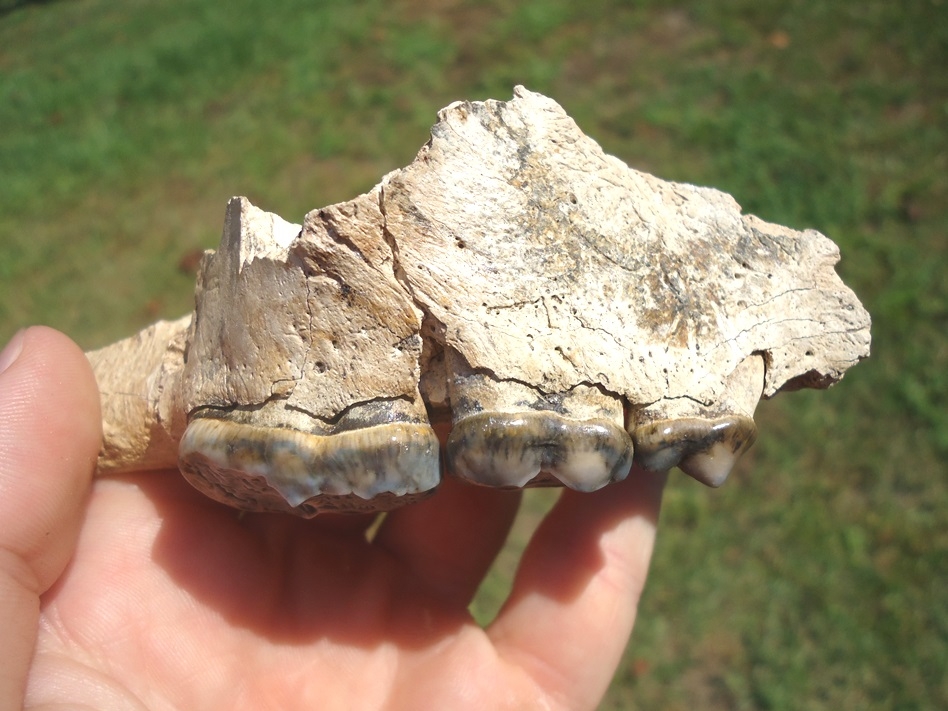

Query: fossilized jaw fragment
[
  {"left": 86, "top": 86, "right": 870, "bottom": 517},
  {"left": 380, "top": 86, "right": 868, "bottom": 489}
]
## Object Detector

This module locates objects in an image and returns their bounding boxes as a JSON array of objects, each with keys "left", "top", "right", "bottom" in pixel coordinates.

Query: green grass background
[{"left": 2, "top": 0, "right": 945, "bottom": 708}]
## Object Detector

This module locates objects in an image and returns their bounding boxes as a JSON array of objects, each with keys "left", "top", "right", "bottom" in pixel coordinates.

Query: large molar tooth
[
  {"left": 444, "top": 351, "right": 633, "bottom": 491},
  {"left": 178, "top": 398, "right": 440, "bottom": 517},
  {"left": 629, "top": 355, "right": 765, "bottom": 487}
]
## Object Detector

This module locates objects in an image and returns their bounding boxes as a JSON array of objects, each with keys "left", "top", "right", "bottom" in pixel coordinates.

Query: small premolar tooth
[
  {"left": 630, "top": 355, "right": 765, "bottom": 486},
  {"left": 446, "top": 411, "right": 634, "bottom": 491},
  {"left": 632, "top": 416, "right": 758, "bottom": 487},
  {"left": 178, "top": 418, "right": 440, "bottom": 513}
]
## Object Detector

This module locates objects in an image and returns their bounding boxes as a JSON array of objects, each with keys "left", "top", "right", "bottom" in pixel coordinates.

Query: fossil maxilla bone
[{"left": 86, "top": 87, "right": 871, "bottom": 517}]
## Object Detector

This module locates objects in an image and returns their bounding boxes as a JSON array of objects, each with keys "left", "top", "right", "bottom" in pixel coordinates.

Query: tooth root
[
  {"left": 629, "top": 355, "right": 765, "bottom": 487},
  {"left": 177, "top": 398, "right": 440, "bottom": 517},
  {"left": 444, "top": 350, "right": 633, "bottom": 491}
]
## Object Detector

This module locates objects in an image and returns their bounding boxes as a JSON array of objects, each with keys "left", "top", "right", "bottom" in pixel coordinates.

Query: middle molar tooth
[
  {"left": 443, "top": 351, "right": 633, "bottom": 491},
  {"left": 447, "top": 411, "right": 633, "bottom": 491}
]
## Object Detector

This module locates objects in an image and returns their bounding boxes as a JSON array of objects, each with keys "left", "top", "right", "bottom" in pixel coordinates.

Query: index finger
[{"left": 488, "top": 467, "right": 666, "bottom": 710}]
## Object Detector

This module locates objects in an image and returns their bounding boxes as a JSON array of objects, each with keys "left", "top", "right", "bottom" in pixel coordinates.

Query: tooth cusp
[
  {"left": 178, "top": 417, "right": 440, "bottom": 515},
  {"left": 446, "top": 411, "right": 633, "bottom": 492},
  {"left": 632, "top": 416, "right": 757, "bottom": 487}
]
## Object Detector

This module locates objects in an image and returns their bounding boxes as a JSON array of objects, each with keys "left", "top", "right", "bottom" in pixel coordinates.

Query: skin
[{"left": 0, "top": 326, "right": 665, "bottom": 711}]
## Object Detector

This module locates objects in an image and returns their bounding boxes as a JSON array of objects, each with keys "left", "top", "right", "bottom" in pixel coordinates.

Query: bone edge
[{"left": 84, "top": 314, "right": 190, "bottom": 474}]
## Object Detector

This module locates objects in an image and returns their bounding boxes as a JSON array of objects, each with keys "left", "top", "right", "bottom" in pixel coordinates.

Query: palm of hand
[
  {"left": 2, "top": 328, "right": 663, "bottom": 711},
  {"left": 31, "top": 466, "right": 661, "bottom": 711}
]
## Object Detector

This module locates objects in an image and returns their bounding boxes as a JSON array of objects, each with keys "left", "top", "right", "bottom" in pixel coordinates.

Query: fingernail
[{"left": 0, "top": 329, "right": 25, "bottom": 375}]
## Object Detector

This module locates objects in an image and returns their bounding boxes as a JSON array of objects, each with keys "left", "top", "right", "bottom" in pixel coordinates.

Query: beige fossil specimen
[{"left": 86, "top": 87, "right": 871, "bottom": 516}]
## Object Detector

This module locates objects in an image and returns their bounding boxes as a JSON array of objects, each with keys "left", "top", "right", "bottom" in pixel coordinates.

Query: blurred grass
[{"left": 1, "top": 0, "right": 945, "bottom": 708}]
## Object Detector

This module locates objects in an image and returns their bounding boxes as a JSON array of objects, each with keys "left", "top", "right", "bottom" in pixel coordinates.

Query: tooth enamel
[
  {"left": 680, "top": 438, "right": 752, "bottom": 488},
  {"left": 633, "top": 416, "right": 758, "bottom": 487},
  {"left": 179, "top": 417, "right": 440, "bottom": 514},
  {"left": 629, "top": 355, "right": 765, "bottom": 486},
  {"left": 447, "top": 412, "right": 633, "bottom": 491},
  {"left": 442, "top": 350, "right": 633, "bottom": 490}
]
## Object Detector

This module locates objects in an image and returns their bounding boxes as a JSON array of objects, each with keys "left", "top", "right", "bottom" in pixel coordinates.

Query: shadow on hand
[
  {"left": 141, "top": 464, "right": 660, "bottom": 651},
  {"left": 143, "top": 469, "right": 472, "bottom": 650}
]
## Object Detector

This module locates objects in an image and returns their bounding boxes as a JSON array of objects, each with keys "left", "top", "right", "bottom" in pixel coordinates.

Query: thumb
[{"left": 0, "top": 327, "right": 102, "bottom": 707}]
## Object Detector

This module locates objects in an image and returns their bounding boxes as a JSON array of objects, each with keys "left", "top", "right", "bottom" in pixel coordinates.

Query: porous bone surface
[{"left": 180, "top": 86, "right": 870, "bottom": 426}]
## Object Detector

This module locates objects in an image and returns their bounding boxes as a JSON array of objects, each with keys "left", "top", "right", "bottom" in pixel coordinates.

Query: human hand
[{"left": 1, "top": 327, "right": 665, "bottom": 710}]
